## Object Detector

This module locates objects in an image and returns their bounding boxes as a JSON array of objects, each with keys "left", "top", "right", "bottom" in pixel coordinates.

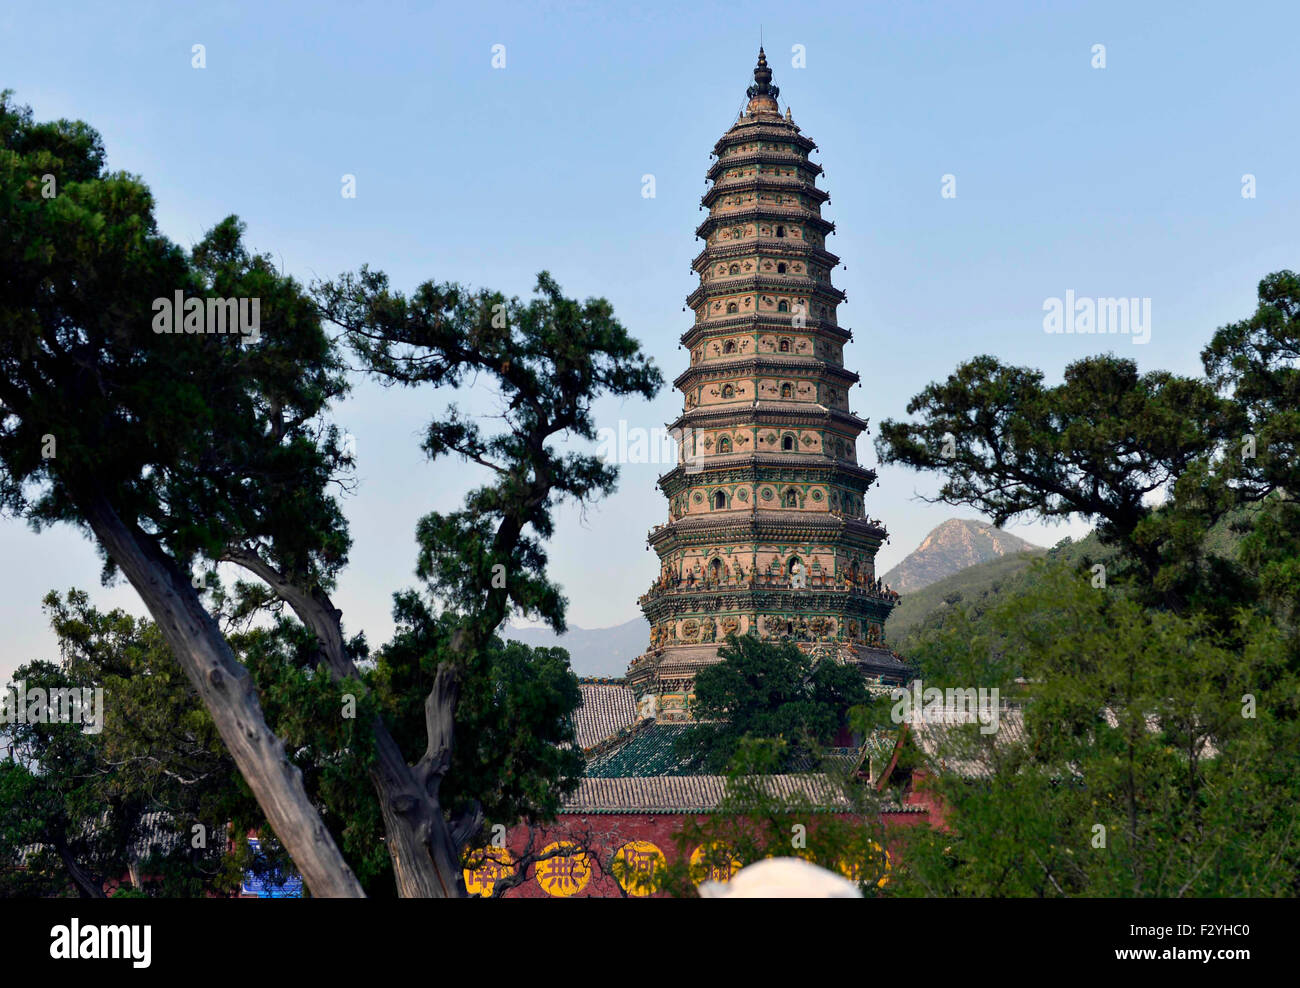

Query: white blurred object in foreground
[{"left": 698, "top": 858, "right": 862, "bottom": 898}]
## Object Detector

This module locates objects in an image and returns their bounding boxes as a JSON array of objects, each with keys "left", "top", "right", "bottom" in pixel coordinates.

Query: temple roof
[
  {"left": 906, "top": 704, "right": 1028, "bottom": 777},
  {"left": 586, "top": 720, "right": 869, "bottom": 780},
  {"left": 560, "top": 774, "right": 923, "bottom": 814},
  {"left": 841, "top": 644, "right": 913, "bottom": 678},
  {"left": 570, "top": 681, "right": 639, "bottom": 751},
  {"left": 15, "top": 810, "right": 221, "bottom": 868},
  {"left": 585, "top": 721, "right": 712, "bottom": 777}
]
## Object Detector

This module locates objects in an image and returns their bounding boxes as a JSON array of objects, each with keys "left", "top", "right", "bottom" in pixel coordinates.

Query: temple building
[{"left": 627, "top": 48, "right": 909, "bottom": 719}]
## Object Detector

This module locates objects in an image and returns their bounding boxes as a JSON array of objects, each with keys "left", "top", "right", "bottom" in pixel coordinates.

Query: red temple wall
[{"left": 493, "top": 806, "right": 934, "bottom": 898}]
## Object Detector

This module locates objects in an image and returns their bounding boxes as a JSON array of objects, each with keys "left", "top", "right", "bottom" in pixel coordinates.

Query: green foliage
[
  {"left": 886, "top": 549, "right": 1053, "bottom": 650},
  {"left": 372, "top": 591, "right": 584, "bottom": 830},
  {"left": 0, "top": 581, "right": 590, "bottom": 899},
  {"left": 0, "top": 591, "right": 254, "bottom": 897},
  {"left": 675, "top": 634, "right": 868, "bottom": 772},
  {"left": 2, "top": 93, "right": 659, "bottom": 894},
  {"left": 224, "top": 612, "right": 389, "bottom": 895},
  {"left": 0, "top": 91, "right": 351, "bottom": 578},
  {"left": 1202, "top": 270, "right": 1300, "bottom": 625},
  {"left": 317, "top": 267, "right": 662, "bottom": 642},
  {"left": 891, "top": 506, "right": 1258, "bottom": 663},
  {"left": 890, "top": 565, "right": 1299, "bottom": 896},
  {"left": 876, "top": 353, "right": 1241, "bottom": 613},
  {"left": 315, "top": 264, "right": 661, "bottom": 880},
  {"left": 875, "top": 271, "right": 1300, "bottom": 897}
]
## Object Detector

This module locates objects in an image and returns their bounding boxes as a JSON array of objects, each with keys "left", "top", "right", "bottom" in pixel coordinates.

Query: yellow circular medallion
[
  {"left": 838, "top": 841, "right": 892, "bottom": 888},
  {"left": 612, "top": 840, "right": 666, "bottom": 896},
  {"left": 535, "top": 842, "right": 591, "bottom": 897},
  {"left": 462, "top": 847, "right": 515, "bottom": 897},
  {"left": 689, "top": 842, "right": 743, "bottom": 885}
]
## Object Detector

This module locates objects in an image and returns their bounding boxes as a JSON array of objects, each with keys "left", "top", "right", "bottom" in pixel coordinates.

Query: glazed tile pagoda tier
[{"left": 628, "top": 49, "right": 908, "bottom": 721}]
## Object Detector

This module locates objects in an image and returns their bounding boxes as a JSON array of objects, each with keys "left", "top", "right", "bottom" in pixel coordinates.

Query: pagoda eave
[
  {"left": 639, "top": 593, "right": 898, "bottom": 632},
  {"left": 685, "top": 278, "right": 846, "bottom": 310},
  {"left": 656, "top": 466, "right": 879, "bottom": 505},
  {"left": 712, "top": 125, "right": 817, "bottom": 155},
  {"left": 673, "top": 357, "right": 860, "bottom": 391},
  {"left": 646, "top": 510, "right": 889, "bottom": 547},
  {"left": 701, "top": 178, "right": 830, "bottom": 209},
  {"left": 707, "top": 151, "right": 823, "bottom": 182},
  {"left": 666, "top": 403, "right": 868, "bottom": 433},
  {"left": 691, "top": 239, "right": 841, "bottom": 274},
  {"left": 695, "top": 207, "right": 835, "bottom": 240},
  {"left": 680, "top": 314, "right": 851, "bottom": 347}
]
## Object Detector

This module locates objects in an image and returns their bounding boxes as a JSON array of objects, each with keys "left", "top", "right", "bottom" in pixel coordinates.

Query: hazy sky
[{"left": 2, "top": 0, "right": 1297, "bottom": 682}]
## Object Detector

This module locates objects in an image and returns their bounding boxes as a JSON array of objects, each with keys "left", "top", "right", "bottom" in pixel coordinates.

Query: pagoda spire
[{"left": 746, "top": 46, "right": 779, "bottom": 103}]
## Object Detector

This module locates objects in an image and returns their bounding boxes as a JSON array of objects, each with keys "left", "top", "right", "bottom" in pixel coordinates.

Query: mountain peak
[{"left": 882, "top": 519, "right": 1045, "bottom": 594}]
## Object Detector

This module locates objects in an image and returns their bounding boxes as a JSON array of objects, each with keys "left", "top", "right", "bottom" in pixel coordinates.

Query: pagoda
[{"left": 628, "top": 48, "right": 909, "bottom": 721}]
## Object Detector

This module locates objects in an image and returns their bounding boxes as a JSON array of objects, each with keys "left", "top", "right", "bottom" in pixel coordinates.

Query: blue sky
[{"left": 2, "top": 0, "right": 1296, "bottom": 680}]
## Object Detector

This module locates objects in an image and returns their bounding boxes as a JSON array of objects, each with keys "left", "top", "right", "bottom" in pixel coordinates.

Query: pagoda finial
[{"left": 747, "top": 46, "right": 779, "bottom": 102}]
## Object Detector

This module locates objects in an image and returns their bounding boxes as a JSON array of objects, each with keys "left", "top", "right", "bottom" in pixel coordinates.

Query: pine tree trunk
[
  {"left": 54, "top": 837, "right": 106, "bottom": 898},
  {"left": 222, "top": 545, "right": 466, "bottom": 897},
  {"left": 81, "top": 497, "right": 365, "bottom": 898}
]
